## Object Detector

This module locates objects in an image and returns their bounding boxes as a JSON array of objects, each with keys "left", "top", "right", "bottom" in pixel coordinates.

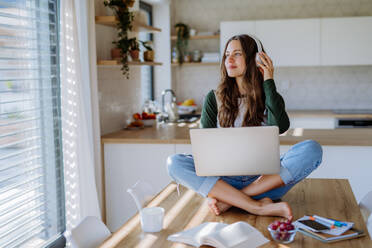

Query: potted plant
[
  {"left": 129, "top": 38, "right": 140, "bottom": 61},
  {"left": 174, "top": 22, "right": 190, "bottom": 64},
  {"left": 104, "top": 0, "right": 137, "bottom": 78},
  {"left": 140, "top": 41, "right": 154, "bottom": 62}
]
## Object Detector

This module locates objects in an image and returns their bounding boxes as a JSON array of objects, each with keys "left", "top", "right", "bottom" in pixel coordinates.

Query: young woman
[{"left": 167, "top": 34, "right": 323, "bottom": 220}]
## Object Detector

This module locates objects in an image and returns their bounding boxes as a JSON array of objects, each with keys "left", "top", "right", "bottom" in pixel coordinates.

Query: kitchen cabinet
[
  {"left": 321, "top": 16, "right": 372, "bottom": 66},
  {"left": 104, "top": 143, "right": 193, "bottom": 232},
  {"left": 256, "top": 19, "right": 320, "bottom": 66},
  {"left": 221, "top": 16, "right": 372, "bottom": 67},
  {"left": 104, "top": 143, "right": 174, "bottom": 231},
  {"left": 175, "top": 144, "right": 193, "bottom": 154},
  {"left": 289, "top": 117, "right": 336, "bottom": 129}
]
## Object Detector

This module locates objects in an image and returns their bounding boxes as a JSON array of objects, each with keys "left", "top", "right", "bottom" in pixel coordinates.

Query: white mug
[{"left": 140, "top": 207, "right": 164, "bottom": 232}]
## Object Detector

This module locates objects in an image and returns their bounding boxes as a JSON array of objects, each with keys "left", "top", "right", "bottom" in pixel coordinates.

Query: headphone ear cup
[{"left": 255, "top": 53, "right": 262, "bottom": 66}]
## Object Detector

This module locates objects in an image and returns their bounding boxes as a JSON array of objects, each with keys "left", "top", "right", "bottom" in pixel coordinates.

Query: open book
[{"left": 167, "top": 221, "right": 269, "bottom": 248}]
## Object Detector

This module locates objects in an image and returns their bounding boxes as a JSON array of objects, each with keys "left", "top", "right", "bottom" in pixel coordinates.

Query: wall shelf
[
  {"left": 98, "top": 60, "right": 163, "bottom": 66},
  {"left": 95, "top": 16, "right": 161, "bottom": 33},
  {"left": 171, "top": 62, "right": 219, "bottom": 66},
  {"left": 171, "top": 34, "right": 219, "bottom": 40}
]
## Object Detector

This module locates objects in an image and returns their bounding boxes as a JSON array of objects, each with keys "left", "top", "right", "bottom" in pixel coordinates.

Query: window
[
  {"left": 0, "top": 0, "right": 65, "bottom": 247},
  {"left": 139, "top": 1, "right": 154, "bottom": 103}
]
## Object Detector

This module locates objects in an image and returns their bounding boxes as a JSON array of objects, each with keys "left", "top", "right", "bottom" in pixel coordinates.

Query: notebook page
[
  {"left": 202, "top": 221, "right": 269, "bottom": 248},
  {"left": 320, "top": 221, "right": 354, "bottom": 236},
  {"left": 167, "top": 222, "right": 227, "bottom": 247}
]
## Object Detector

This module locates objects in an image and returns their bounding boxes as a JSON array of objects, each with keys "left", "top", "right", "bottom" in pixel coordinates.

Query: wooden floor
[{"left": 99, "top": 179, "right": 372, "bottom": 248}]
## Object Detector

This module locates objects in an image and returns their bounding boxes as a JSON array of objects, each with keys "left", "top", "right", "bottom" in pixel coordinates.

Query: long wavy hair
[{"left": 217, "top": 34, "right": 266, "bottom": 127}]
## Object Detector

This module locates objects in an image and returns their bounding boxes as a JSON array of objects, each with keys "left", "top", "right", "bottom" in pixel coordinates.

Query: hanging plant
[
  {"left": 175, "top": 23, "right": 190, "bottom": 64},
  {"left": 104, "top": 0, "right": 138, "bottom": 79}
]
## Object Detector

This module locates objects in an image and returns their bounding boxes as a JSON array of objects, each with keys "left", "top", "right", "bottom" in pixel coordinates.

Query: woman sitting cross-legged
[{"left": 166, "top": 34, "right": 323, "bottom": 221}]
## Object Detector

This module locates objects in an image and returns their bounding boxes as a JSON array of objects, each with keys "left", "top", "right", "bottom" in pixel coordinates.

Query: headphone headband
[
  {"left": 246, "top": 34, "right": 263, "bottom": 65},
  {"left": 247, "top": 34, "right": 263, "bottom": 53}
]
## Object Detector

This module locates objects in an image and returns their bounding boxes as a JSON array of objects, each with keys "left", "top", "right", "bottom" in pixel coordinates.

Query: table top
[{"left": 99, "top": 179, "right": 372, "bottom": 248}]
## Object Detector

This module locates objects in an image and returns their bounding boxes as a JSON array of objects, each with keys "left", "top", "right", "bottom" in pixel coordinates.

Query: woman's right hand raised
[{"left": 257, "top": 52, "right": 274, "bottom": 81}]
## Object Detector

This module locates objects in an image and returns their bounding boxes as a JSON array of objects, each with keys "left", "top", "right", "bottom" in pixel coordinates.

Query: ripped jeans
[{"left": 167, "top": 139, "right": 323, "bottom": 200}]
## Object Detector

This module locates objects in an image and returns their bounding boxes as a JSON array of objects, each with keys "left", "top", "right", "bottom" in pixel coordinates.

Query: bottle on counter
[{"left": 171, "top": 47, "right": 179, "bottom": 64}]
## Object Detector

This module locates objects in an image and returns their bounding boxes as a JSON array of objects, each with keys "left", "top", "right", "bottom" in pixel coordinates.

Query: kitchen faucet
[
  {"left": 160, "top": 89, "right": 178, "bottom": 122},
  {"left": 161, "top": 89, "right": 177, "bottom": 112}
]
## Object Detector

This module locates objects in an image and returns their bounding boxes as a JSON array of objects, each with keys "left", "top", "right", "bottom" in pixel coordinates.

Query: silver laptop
[{"left": 190, "top": 126, "right": 280, "bottom": 176}]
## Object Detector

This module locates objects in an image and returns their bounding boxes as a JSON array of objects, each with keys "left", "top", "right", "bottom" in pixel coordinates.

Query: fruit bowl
[
  {"left": 142, "top": 119, "right": 155, "bottom": 127},
  {"left": 131, "top": 112, "right": 156, "bottom": 127},
  {"left": 268, "top": 220, "right": 297, "bottom": 244}
]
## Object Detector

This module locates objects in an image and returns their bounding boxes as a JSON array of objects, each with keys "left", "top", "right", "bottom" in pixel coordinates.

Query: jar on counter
[
  {"left": 184, "top": 52, "right": 192, "bottom": 63},
  {"left": 192, "top": 50, "right": 203, "bottom": 62},
  {"left": 171, "top": 47, "right": 179, "bottom": 63}
]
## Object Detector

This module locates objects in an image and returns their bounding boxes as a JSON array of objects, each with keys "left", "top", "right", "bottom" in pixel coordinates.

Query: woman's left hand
[{"left": 257, "top": 52, "right": 274, "bottom": 81}]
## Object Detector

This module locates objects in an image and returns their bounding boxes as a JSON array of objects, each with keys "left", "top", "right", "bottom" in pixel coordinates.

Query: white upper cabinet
[
  {"left": 220, "top": 16, "right": 372, "bottom": 67},
  {"left": 256, "top": 19, "right": 320, "bottom": 67},
  {"left": 220, "top": 21, "right": 255, "bottom": 57},
  {"left": 321, "top": 16, "right": 372, "bottom": 66}
]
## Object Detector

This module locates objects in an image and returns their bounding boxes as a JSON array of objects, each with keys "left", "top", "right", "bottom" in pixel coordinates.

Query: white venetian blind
[{"left": 0, "top": 0, "right": 65, "bottom": 247}]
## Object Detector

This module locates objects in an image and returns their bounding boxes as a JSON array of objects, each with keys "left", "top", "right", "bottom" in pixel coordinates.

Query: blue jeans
[{"left": 167, "top": 139, "right": 322, "bottom": 200}]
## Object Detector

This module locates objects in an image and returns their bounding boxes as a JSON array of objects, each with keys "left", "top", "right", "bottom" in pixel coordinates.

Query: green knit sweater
[{"left": 200, "top": 79, "right": 290, "bottom": 134}]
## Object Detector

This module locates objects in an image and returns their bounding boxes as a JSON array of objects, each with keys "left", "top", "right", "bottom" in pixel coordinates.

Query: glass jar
[
  {"left": 171, "top": 47, "right": 179, "bottom": 63},
  {"left": 192, "top": 50, "right": 203, "bottom": 62}
]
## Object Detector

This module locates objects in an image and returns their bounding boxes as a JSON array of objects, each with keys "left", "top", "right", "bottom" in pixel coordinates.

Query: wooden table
[{"left": 99, "top": 179, "right": 372, "bottom": 248}]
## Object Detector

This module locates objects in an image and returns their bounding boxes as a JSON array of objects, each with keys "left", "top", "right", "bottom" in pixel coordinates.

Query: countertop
[
  {"left": 287, "top": 110, "right": 372, "bottom": 118},
  {"left": 101, "top": 122, "right": 372, "bottom": 146}
]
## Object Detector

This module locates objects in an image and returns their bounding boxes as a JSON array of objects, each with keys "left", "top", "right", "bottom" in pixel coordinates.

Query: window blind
[{"left": 0, "top": 0, "right": 65, "bottom": 247}]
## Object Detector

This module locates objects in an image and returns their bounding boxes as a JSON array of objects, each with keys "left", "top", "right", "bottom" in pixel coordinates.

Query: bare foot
[
  {"left": 207, "top": 198, "right": 231, "bottom": 215},
  {"left": 207, "top": 197, "right": 274, "bottom": 216},
  {"left": 260, "top": 201, "right": 293, "bottom": 221}
]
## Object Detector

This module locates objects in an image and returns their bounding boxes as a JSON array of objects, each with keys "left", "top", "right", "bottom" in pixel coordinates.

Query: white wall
[{"left": 153, "top": 3, "right": 172, "bottom": 102}]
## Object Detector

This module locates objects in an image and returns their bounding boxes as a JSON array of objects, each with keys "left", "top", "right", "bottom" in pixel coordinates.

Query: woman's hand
[{"left": 257, "top": 52, "right": 274, "bottom": 81}]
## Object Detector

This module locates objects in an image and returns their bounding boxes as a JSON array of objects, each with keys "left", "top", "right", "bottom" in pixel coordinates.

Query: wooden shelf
[
  {"left": 95, "top": 16, "right": 161, "bottom": 33},
  {"left": 97, "top": 60, "right": 163, "bottom": 66},
  {"left": 171, "top": 34, "right": 219, "bottom": 40},
  {"left": 171, "top": 62, "right": 219, "bottom": 66}
]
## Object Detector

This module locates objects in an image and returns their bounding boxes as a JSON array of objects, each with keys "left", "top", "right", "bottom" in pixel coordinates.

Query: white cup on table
[{"left": 140, "top": 207, "right": 164, "bottom": 232}]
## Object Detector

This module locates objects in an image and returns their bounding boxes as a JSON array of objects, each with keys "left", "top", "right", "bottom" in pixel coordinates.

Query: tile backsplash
[
  {"left": 97, "top": 67, "right": 142, "bottom": 135},
  {"left": 274, "top": 66, "right": 372, "bottom": 110},
  {"left": 173, "top": 65, "right": 372, "bottom": 110},
  {"left": 171, "top": 0, "right": 372, "bottom": 110}
]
